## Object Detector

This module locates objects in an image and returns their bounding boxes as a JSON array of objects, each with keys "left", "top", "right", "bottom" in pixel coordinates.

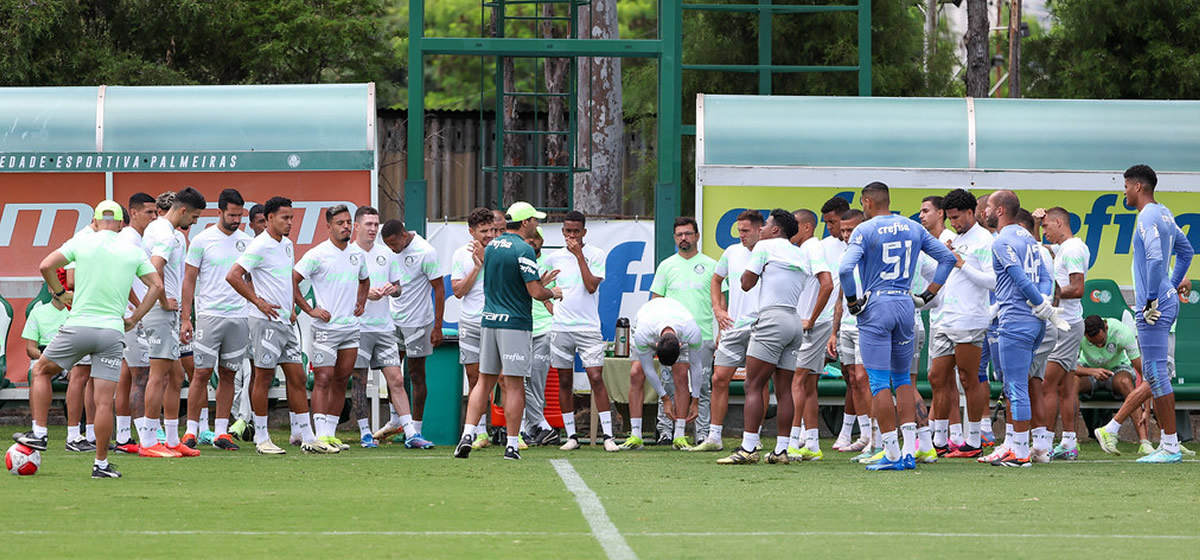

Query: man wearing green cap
[
  {"left": 454, "top": 202, "right": 561, "bottom": 460},
  {"left": 14, "top": 201, "right": 164, "bottom": 478}
]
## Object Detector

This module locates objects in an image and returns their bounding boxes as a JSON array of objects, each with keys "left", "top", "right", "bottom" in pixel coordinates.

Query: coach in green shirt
[{"left": 649, "top": 216, "right": 717, "bottom": 447}]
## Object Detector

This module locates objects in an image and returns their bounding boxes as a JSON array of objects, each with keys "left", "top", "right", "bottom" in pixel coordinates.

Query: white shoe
[
  {"left": 256, "top": 440, "right": 286, "bottom": 455},
  {"left": 301, "top": 439, "right": 340, "bottom": 454},
  {"left": 560, "top": 436, "right": 581, "bottom": 451},
  {"left": 1031, "top": 448, "right": 1051, "bottom": 464},
  {"left": 372, "top": 422, "right": 402, "bottom": 442},
  {"left": 979, "top": 445, "right": 1009, "bottom": 463},
  {"left": 603, "top": 437, "right": 620, "bottom": 452},
  {"left": 832, "top": 436, "right": 852, "bottom": 451}
]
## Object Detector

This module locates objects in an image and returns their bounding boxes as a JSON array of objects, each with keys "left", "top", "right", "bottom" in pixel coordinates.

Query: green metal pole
[
  {"left": 494, "top": 1, "right": 506, "bottom": 208},
  {"left": 758, "top": 0, "right": 772, "bottom": 95},
  {"left": 655, "top": 0, "right": 682, "bottom": 264},
  {"left": 406, "top": 0, "right": 428, "bottom": 236},
  {"left": 858, "top": 0, "right": 872, "bottom": 96}
]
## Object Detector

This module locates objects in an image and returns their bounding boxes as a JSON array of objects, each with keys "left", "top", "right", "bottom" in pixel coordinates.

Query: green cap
[
  {"left": 506, "top": 201, "right": 546, "bottom": 222},
  {"left": 93, "top": 200, "right": 123, "bottom": 221}
]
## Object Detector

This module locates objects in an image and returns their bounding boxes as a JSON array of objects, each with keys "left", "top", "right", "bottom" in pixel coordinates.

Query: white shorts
[{"left": 928, "top": 326, "right": 986, "bottom": 360}]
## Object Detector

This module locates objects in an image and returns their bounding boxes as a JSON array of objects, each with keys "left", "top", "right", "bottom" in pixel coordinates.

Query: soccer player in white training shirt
[
  {"left": 227, "top": 197, "right": 335, "bottom": 455},
  {"left": 695, "top": 210, "right": 764, "bottom": 453},
  {"left": 451, "top": 207, "right": 500, "bottom": 448},
  {"left": 621, "top": 297, "right": 704, "bottom": 451},
  {"left": 138, "top": 187, "right": 206, "bottom": 458},
  {"left": 113, "top": 193, "right": 158, "bottom": 454},
  {"left": 370, "top": 216, "right": 443, "bottom": 449},
  {"left": 544, "top": 211, "right": 620, "bottom": 452},
  {"left": 787, "top": 208, "right": 833, "bottom": 461},
  {"left": 294, "top": 204, "right": 370, "bottom": 451},
  {"left": 228, "top": 203, "right": 268, "bottom": 442},
  {"left": 180, "top": 189, "right": 252, "bottom": 451},
  {"left": 830, "top": 209, "right": 875, "bottom": 455}
]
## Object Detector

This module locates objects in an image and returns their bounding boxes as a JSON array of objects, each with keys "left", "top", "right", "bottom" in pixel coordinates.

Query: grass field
[{"left": 3, "top": 426, "right": 1199, "bottom": 559}]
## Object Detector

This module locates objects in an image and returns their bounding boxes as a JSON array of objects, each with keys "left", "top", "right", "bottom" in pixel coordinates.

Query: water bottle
[{"left": 614, "top": 317, "right": 630, "bottom": 358}]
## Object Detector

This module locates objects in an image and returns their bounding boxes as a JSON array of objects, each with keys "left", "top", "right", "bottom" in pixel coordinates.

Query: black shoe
[
  {"left": 66, "top": 437, "right": 97, "bottom": 452},
  {"left": 14, "top": 432, "right": 48, "bottom": 451},
  {"left": 504, "top": 446, "right": 521, "bottom": 460},
  {"left": 535, "top": 427, "right": 561, "bottom": 447},
  {"left": 241, "top": 423, "right": 256, "bottom": 443},
  {"left": 213, "top": 435, "right": 241, "bottom": 451},
  {"left": 453, "top": 435, "right": 473, "bottom": 459},
  {"left": 92, "top": 463, "right": 122, "bottom": 478},
  {"left": 655, "top": 433, "right": 672, "bottom": 447}
]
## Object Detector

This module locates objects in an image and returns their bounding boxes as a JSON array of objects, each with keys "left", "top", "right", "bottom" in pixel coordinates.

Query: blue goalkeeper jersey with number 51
[{"left": 840, "top": 214, "right": 955, "bottom": 302}]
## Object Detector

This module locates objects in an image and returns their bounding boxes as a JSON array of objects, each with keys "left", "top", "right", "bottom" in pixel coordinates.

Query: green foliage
[{"left": 1023, "top": 0, "right": 1200, "bottom": 99}]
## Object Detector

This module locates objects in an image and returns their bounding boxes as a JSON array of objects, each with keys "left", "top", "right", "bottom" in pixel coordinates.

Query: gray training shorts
[
  {"left": 550, "top": 329, "right": 606, "bottom": 369},
  {"left": 1029, "top": 324, "right": 1056, "bottom": 380},
  {"left": 911, "top": 316, "right": 926, "bottom": 376},
  {"left": 311, "top": 328, "right": 360, "bottom": 368},
  {"left": 1082, "top": 365, "right": 1136, "bottom": 398},
  {"left": 532, "top": 332, "right": 552, "bottom": 379},
  {"left": 43, "top": 326, "right": 125, "bottom": 382},
  {"left": 1048, "top": 320, "right": 1084, "bottom": 373},
  {"left": 123, "top": 322, "right": 150, "bottom": 368},
  {"left": 928, "top": 326, "right": 987, "bottom": 360},
  {"left": 142, "top": 307, "right": 181, "bottom": 361},
  {"left": 746, "top": 306, "right": 803, "bottom": 371},
  {"left": 837, "top": 327, "right": 860, "bottom": 366},
  {"left": 248, "top": 318, "right": 302, "bottom": 369},
  {"left": 479, "top": 326, "right": 533, "bottom": 377},
  {"left": 395, "top": 322, "right": 434, "bottom": 359},
  {"left": 796, "top": 320, "right": 834, "bottom": 373},
  {"left": 356, "top": 330, "right": 403, "bottom": 370},
  {"left": 459, "top": 320, "right": 481, "bottom": 365},
  {"left": 715, "top": 325, "right": 752, "bottom": 368},
  {"left": 193, "top": 315, "right": 249, "bottom": 372}
]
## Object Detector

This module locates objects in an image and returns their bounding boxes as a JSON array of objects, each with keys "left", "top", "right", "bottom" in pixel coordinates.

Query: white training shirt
[
  {"left": 355, "top": 242, "right": 400, "bottom": 332},
  {"left": 143, "top": 217, "right": 186, "bottom": 302},
  {"left": 632, "top": 297, "right": 702, "bottom": 355},
  {"left": 391, "top": 234, "right": 442, "bottom": 329},
  {"left": 748, "top": 237, "right": 811, "bottom": 311},
  {"left": 817, "top": 235, "right": 846, "bottom": 323},
  {"left": 795, "top": 237, "right": 832, "bottom": 318},
  {"left": 186, "top": 225, "right": 253, "bottom": 318},
  {"left": 235, "top": 232, "right": 296, "bottom": 324},
  {"left": 118, "top": 227, "right": 147, "bottom": 317},
  {"left": 295, "top": 240, "right": 370, "bottom": 332},
  {"left": 715, "top": 242, "right": 761, "bottom": 328},
  {"left": 451, "top": 242, "right": 485, "bottom": 323},
  {"left": 922, "top": 228, "right": 958, "bottom": 326},
  {"left": 1053, "top": 237, "right": 1090, "bottom": 324},
  {"left": 939, "top": 223, "right": 996, "bottom": 330},
  {"left": 543, "top": 244, "right": 606, "bottom": 331}
]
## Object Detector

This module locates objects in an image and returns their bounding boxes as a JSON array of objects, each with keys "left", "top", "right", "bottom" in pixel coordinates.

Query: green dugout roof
[
  {"left": 699, "top": 95, "right": 1200, "bottom": 172},
  {"left": 0, "top": 84, "right": 375, "bottom": 172}
]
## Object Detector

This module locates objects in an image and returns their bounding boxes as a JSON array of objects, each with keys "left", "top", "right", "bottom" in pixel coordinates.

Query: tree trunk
[
  {"left": 542, "top": 4, "right": 569, "bottom": 209},
  {"left": 965, "top": 0, "right": 989, "bottom": 98},
  {"left": 490, "top": 8, "right": 523, "bottom": 207},
  {"left": 574, "top": 0, "right": 623, "bottom": 215}
]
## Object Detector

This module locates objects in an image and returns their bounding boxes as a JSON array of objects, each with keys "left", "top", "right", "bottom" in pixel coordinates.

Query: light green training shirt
[
  {"left": 650, "top": 252, "right": 717, "bottom": 341},
  {"left": 59, "top": 229, "right": 156, "bottom": 333},
  {"left": 1078, "top": 318, "right": 1141, "bottom": 370},
  {"left": 22, "top": 302, "right": 69, "bottom": 347}
]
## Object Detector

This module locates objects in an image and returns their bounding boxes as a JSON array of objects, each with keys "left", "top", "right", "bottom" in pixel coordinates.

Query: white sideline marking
[{"left": 550, "top": 459, "right": 638, "bottom": 560}]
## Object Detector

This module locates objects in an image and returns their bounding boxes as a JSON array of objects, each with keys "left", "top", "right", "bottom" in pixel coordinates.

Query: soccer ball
[{"left": 6, "top": 443, "right": 40, "bottom": 476}]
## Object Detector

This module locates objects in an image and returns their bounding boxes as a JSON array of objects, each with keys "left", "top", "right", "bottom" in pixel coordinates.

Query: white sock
[
  {"left": 838, "top": 414, "right": 855, "bottom": 441},
  {"left": 966, "top": 421, "right": 981, "bottom": 448},
  {"left": 900, "top": 422, "right": 917, "bottom": 456},
  {"left": 932, "top": 419, "right": 949, "bottom": 447},
  {"left": 1162, "top": 432, "right": 1180, "bottom": 454},
  {"left": 116, "top": 416, "right": 132, "bottom": 443},
  {"left": 461, "top": 423, "right": 475, "bottom": 439},
  {"left": 1011, "top": 430, "right": 1030, "bottom": 459},
  {"left": 872, "top": 421, "right": 883, "bottom": 450},
  {"left": 215, "top": 418, "right": 229, "bottom": 436},
  {"left": 288, "top": 412, "right": 301, "bottom": 439},
  {"left": 85, "top": 424, "right": 95, "bottom": 443},
  {"left": 164, "top": 419, "right": 180, "bottom": 447},
  {"left": 507, "top": 435, "right": 519, "bottom": 450},
  {"left": 295, "top": 413, "right": 315, "bottom": 443},
  {"left": 673, "top": 419, "right": 686, "bottom": 440},
  {"left": 980, "top": 416, "right": 993, "bottom": 434},
  {"left": 1005, "top": 423, "right": 1014, "bottom": 446},
  {"left": 95, "top": 458, "right": 108, "bottom": 469},
  {"left": 538, "top": 419, "right": 552, "bottom": 431},
  {"left": 562, "top": 413, "right": 577, "bottom": 437},
  {"left": 199, "top": 408, "right": 209, "bottom": 433},
  {"left": 358, "top": 418, "right": 371, "bottom": 438},
  {"left": 32, "top": 421, "right": 47, "bottom": 439},
  {"left": 186, "top": 420, "right": 200, "bottom": 436},
  {"left": 949, "top": 423, "right": 964, "bottom": 446},
  {"left": 389, "top": 405, "right": 402, "bottom": 426},
  {"left": 325, "top": 415, "right": 339, "bottom": 439},
  {"left": 708, "top": 424, "right": 723, "bottom": 443},
  {"left": 476, "top": 417, "right": 487, "bottom": 436},
  {"left": 137, "top": 417, "right": 157, "bottom": 446},
  {"left": 413, "top": 420, "right": 423, "bottom": 434},
  {"left": 400, "top": 414, "right": 416, "bottom": 438},
  {"left": 774, "top": 437, "right": 789, "bottom": 454},
  {"left": 882, "top": 430, "right": 901, "bottom": 461},
  {"left": 805, "top": 428, "right": 820, "bottom": 452},
  {"left": 598, "top": 411, "right": 613, "bottom": 438},
  {"left": 1032, "top": 427, "right": 1051, "bottom": 452},
  {"left": 789, "top": 426, "right": 803, "bottom": 449},
  {"left": 741, "top": 431, "right": 760, "bottom": 452},
  {"left": 857, "top": 415, "right": 871, "bottom": 437},
  {"left": 917, "top": 426, "right": 933, "bottom": 452},
  {"left": 312, "top": 413, "right": 327, "bottom": 438},
  {"left": 1104, "top": 419, "right": 1121, "bottom": 435},
  {"left": 67, "top": 425, "right": 81, "bottom": 441},
  {"left": 1061, "top": 431, "right": 1077, "bottom": 450},
  {"left": 631, "top": 418, "right": 643, "bottom": 440},
  {"left": 254, "top": 415, "right": 269, "bottom": 444}
]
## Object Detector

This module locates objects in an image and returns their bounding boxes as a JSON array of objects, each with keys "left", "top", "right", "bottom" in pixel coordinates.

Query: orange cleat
[
  {"left": 181, "top": 433, "right": 198, "bottom": 449},
  {"left": 170, "top": 443, "right": 201, "bottom": 457},
  {"left": 139, "top": 443, "right": 182, "bottom": 458}
]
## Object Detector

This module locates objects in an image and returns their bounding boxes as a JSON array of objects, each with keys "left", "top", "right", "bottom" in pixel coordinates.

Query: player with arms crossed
[{"left": 839, "top": 182, "right": 956, "bottom": 471}]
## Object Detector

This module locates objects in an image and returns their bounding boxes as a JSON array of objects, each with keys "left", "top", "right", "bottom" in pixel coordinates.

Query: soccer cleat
[
  {"left": 1180, "top": 443, "right": 1196, "bottom": 457},
  {"left": 181, "top": 433, "right": 198, "bottom": 449},
  {"left": 850, "top": 448, "right": 880, "bottom": 463},
  {"left": 472, "top": 433, "right": 491, "bottom": 450},
  {"left": 672, "top": 437, "right": 692, "bottom": 451},
  {"left": 139, "top": 443, "right": 182, "bottom": 458},
  {"left": 560, "top": 435, "right": 581, "bottom": 451},
  {"left": 655, "top": 433, "right": 673, "bottom": 447},
  {"left": 453, "top": 435, "right": 474, "bottom": 459},
  {"left": 979, "top": 445, "right": 1010, "bottom": 463},
  {"left": 65, "top": 437, "right": 96, "bottom": 453},
  {"left": 990, "top": 450, "right": 1031, "bottom": 467},
  {"left": 13, "top": 432, "right": 48, "bottom": 452},
  {"left": 865, "top": 455, "right": 909, "bottom": 471},
  {"left": 842, "top": 437, "right": 869, "bottom": 453},
  {"left": 404, "top": 434, "right": 435, "bottom": 449},
  {"left": 934, "top": 445, "right": 950, "bottom": 458},
  {"left": 786, "top": 446, "right": 805, "bottom": 460},
  {"left": 904, "top": 454, "right": 917, "bottom": 470},
  {"left": 618, "top": 435, "right": 644, "bottom": 450},
  {"left": 170, "top": 443, "right": 201, "bottom": 457},
  {"left": 156, "top": 428, "right": 166, "bottom": 442},
  {"left": 198, "top": 431, "right": 216, "bottom": 446},
  {"left": 797, "top": 448, "right": 824, "bottom": 461},
  {"left": 688, "top": 439, "right": 724, "bottom": 452},
  {"left": 832, "top": 437, "right": 852, "bottom": 452},
  {"left": 372, "top": 422, "right": 403, "bottom": 442},
  {"left": 360, "top": 434, "right": 379, "bottom": 449},
  {"left": 302, "top": 439, "right": 339, "bottom": 454},
  {"left": 229, "top": 419, "right": 249, "bottom": 441},
  {"left": 535, "top": 427, "right": 562, "bottom": 447},
  {"left": 329, "top": 436, "right": 350, "bottom": 451},
  {"left": 504, "top": 446, "right": 521, "bottom": 460},
  {"left": 1031, "top": 448, "right": 1051, "bottom": 464},
  {"left": 1093, "top": 428, "right": 1121, "bottom": 455},
  {"left": 1049, "top": 444, "right": 1077, "bottom": 461},
  {"left": 603, "top": 436, "right": 620, "bottom": 452},
  {"left": 945, "top": 444, "right": 983, "bottom": 459},
  {"left": 766, "top": 450, "right": 791, "bottom": 464},
  {"left": 1135, "top": 449, "right": 1183, "bottom": 464},
  {"left": 92, "top": 463, "right": 122, "bottom": 478},
  {"left": 716, "top": 447, "right": 760, "bottom": 465},
  {"left": 317, "top": 437, "right": 346, "bottom": 452},
  {"left": 113, "top": 440, "right": 140, "bottom": 455},
  {"left": 256, "top": 440, "right": 286, "bottom": 455},
  {"left": 213, "top": 434, "right": 240, "bottom": 451},
  {"left": 914, "top": 448, "right": 939, "bottom": 463},
  {"left": 518, "top": 435, "right": 528, "bottom": 450},
  {"left": 859, "top": 449, "right": 887, "bottom": 465},
  {"left": 981, "top": 432, "right": 997, "bottom": 447},
  {"left": 241, "top": 422, "right": 255, "bottom": 443},
  {"left": 1138, "top": 440, "right": 1156, "bottom": 455}
]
